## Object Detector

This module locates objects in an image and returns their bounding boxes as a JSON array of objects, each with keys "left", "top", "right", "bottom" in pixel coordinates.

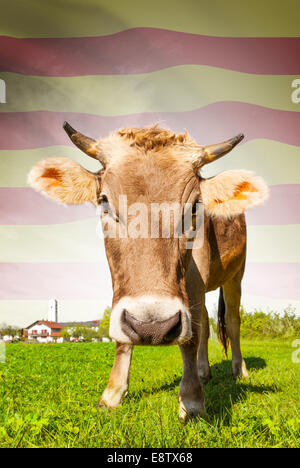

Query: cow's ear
[
  {"left": 28, "top": 157, "right": 101, "bottom": 205},
  {"left": 200, "top": 170, "right": 269, "bottom": 219}
]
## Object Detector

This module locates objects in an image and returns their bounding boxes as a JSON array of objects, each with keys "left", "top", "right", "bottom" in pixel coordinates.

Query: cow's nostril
[
  {"left": 163, "top": 311, "right": 182, "bottom": 343},
  {"left": 121, "top": 309, "right": 141, "bottom": 344}
]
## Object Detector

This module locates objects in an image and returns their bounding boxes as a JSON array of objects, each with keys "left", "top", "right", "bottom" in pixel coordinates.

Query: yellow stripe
[
  {"left": 205, "top": 291, "right": 300, "bottom": 315},
  {"left": 200, "top": 139, "right": 300, "bottom": 186},
  {"left": 1, "top": 140, "right": 299, "bottom": 188},
  {"left": 0, "top": 146, "right": 100, "bottom": 187},
  {"left": 0, "top": 300, "right": 110, "bottom": 327},
  {"left": 1, "top": 295, "right": 298, "bottom": 328},
  {"left": 1, "top": 221, "right": 299, "bottom": 263},
  {"left": 247, "top": 225, "right": 300, "bottom": 263},
  {"left": 2, "top": 0, "right": 300, "bottom": 37},
  {"left": 1, "top": 68, "right": 299, "bottom": 115},
  {"left": 0, "top": 219, "right": 107, "bottom": 263}
]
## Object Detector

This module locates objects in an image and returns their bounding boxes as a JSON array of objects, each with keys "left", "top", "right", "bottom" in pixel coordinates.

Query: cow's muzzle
[
  {"left": 109, "top": 296, "right": 192, "bottom": 345},
  {"left": 121, "top": 310, "right": 182, "bottom": 345}
]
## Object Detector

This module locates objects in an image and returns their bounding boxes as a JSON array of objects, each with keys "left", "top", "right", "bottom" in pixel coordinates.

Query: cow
[{"left": 28, "top": 123, "right": 269, "bottom": 419}]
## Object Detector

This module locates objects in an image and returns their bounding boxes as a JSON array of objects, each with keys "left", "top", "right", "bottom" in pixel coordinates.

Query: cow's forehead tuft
[
  {"left": 99, "top": 124, "right": 201, "bottom": 168},
  {"left": 116, "top": 124, "right": 196, "bottom": 151}
]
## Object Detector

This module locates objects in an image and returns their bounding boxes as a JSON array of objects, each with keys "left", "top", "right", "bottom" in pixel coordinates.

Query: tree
[
  {"left": 61, "top": 328, "right": 71, "bottom": 341},
  {"left": 0, "top": 323, "right": 21, "bottom": 339},
  {"left": 98, "top": 307, "right": 112, "bottom": 339},
  {"left": 71, "top": 326, "right": 98, "bottom": 342},
  {"left": 81, "top": 327, "right": 98, "bottom": 342}
]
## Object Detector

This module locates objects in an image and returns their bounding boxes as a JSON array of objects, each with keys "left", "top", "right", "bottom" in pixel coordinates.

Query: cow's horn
[
  {"left": 63, "top": 122, "right": 107, "bottom": 166},
  {"left": 197, "top": 133, "right": 244, "bottom": 167}
]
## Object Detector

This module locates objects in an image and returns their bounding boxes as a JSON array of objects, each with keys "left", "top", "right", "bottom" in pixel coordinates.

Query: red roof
[
  {"left": 25, "top": 320, "right": 63, "bottom": 330},
  {"left": 39, "top": 321, "right": 63, "bottom": 329},
  {"left": 51, "top": 332, "right": 62, "bottom": 337}
]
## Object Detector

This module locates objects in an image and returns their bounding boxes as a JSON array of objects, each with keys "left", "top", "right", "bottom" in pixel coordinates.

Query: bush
[
  {"left": 209, "top": 305, "right": 300, "bottom": 339},
  {"left": 98, "top": 307, "right": 112, "bottom": 340},
  {"left": 240, "top": 305, "right": 300, "bottom": 338}
]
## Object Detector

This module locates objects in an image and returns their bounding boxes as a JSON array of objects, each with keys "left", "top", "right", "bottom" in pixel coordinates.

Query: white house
[{"left": 23, "top": 321, "right": 63, "bottom": 343}]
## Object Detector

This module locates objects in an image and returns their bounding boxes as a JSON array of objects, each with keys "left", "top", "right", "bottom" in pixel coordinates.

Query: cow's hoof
[
  {"left": 97, "top": 399, "right": 111, "bottom": 409},
  {"left": 97, "top": 388, "right": 128, "bottom": 409},
  {"left": 179, "top": 397, "right": 206, "bottom": 421},
  {"left": 97, "top": 396, "right": 118, "bottom": 409},
  {"left": 231, "top": 359, "right": 249, "bottom": 379}
]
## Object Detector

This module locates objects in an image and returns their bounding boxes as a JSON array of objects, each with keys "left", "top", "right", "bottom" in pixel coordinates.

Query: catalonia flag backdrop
[{"left": 0, "top": 0, "right": 299, "bottom": 326}]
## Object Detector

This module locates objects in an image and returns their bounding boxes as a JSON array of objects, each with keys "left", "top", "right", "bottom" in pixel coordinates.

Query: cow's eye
[
  {"left": 99, "top": 194, "right": 110, "bottom": 215},
  {"left": 99, "top": 194, "right": 119, "bottom": 221},
  {"left": 99, "top": 194, "right": 108, "bottom": 204}
]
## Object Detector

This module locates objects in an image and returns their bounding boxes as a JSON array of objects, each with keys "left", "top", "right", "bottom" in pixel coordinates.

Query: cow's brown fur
[
  {"left": 28, "top": 124, "right": 268, "bottom": 419},
  {"left": 117, "top": 124, "right": 193, "bottom": 150}
]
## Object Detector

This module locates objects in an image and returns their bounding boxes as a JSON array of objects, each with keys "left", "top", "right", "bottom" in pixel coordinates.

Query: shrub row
[{"left": 209, "top": 305, "right": 300, "bottom": 339}]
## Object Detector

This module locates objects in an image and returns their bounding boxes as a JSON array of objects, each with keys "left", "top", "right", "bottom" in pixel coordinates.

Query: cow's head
[{"left": 28, "top": 123, "right": 268, "bottom": 346}]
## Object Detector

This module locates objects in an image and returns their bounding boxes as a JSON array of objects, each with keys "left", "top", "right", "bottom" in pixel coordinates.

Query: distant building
[
  {"left": 21, "top": 300, "right": 103, "bottom": 344},
  {"left": 59, "top": 320, "right": 101, "bottom": 342},
  {"left": 59, "top": 320, "right": 100, "bottom": 331},
  {"left": 48, "top": 299, "right": 58, "bottom": 323},
  {"left": 23, "top": 320, "right": 63, "bottom": 343},
  {"left": 0, "top": 335, "right": 18, "bottom": 343}
]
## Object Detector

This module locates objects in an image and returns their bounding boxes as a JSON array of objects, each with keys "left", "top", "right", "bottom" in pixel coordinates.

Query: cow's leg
[
  {"left": 98, "top": 343, "right": 133, "bottom": 408},
  {"left": 197, "top": 304, "right": 212, "bottom": 383},
  {"left": 179, "top": 330, "right": 206, "bottom": 420},
  {"left": 223, "top": 274, "right": 248, "bottom": 378}
]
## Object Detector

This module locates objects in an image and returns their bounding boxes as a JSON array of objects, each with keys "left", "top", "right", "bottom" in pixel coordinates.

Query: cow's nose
[{"left": 121, "top": 310, "right": 182, "bottom": 345}]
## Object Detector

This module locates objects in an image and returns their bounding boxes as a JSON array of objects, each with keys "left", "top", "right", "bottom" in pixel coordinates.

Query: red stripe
[
  {"left": 0, "top": 185, "right": 298, "bottom": 226},
  {"left": 1, "top": 103, "right": 300, "bottom": 150},
  {"left": 246, "top": 185, "right": 300, "bottom": 226},
  {"left": 0, "top": 188, "right": 96, "bottom": 224},
  {"left": 0, "top": 262, "right": 298, "bottom": 300},
  {"left": 244, "top": 263, "right": 300, "bottom": 300},
  {"left": 0, "top": 262, "right": 111, "bottom": 300},
  {"left": 1, "top": 30, "right": 300, "bottom": 76}
]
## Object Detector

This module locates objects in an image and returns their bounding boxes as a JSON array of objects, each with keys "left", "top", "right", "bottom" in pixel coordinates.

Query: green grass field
[{"left": 0, "top": 339, "right": 299, "bottom": 448}]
